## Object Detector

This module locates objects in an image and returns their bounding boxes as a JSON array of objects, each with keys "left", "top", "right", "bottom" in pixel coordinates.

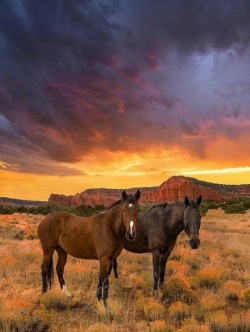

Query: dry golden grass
[{"left": 0, "top": 209, "right": 249, "bottom": 331}]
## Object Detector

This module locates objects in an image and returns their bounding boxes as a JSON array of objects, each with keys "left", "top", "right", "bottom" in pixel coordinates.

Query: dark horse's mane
[
  {"left": 143, "top": 201, "right": 185, "bottom": 216},
  {"left": 143, "top": 203, "right": 167, "bottom": 216}
]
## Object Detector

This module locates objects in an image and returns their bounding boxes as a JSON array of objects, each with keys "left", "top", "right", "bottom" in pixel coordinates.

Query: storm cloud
[{"left": 1, "top": 0, "right": 250, "bottom": 175}]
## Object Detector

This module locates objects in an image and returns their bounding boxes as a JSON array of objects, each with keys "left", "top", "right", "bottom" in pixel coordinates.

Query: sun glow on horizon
[{"left": 1, "top": 149, "right": 250, "bottom": 200}]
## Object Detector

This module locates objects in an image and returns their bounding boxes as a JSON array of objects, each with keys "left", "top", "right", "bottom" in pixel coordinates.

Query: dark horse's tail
[{"left": 47, "top": 257, "right": 54, "bottom": 289}]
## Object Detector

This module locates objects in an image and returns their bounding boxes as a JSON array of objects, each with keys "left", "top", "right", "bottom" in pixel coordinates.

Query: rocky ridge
[{"left": 48, "top": 176, "right": 250, "bottom": 207}]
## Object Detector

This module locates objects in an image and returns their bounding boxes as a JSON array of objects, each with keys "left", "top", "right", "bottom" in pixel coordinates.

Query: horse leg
[
  {"left": 41, "top": 249, "right": 54, "bottom": 293},
  {"left": 159, "top": 255, "right": 168, "bottom": 290},
  {"left": 109, "top": 258, "right": 118, "bottom": 278},
  {"left": 97, "top": 258, "right": 110, "bottom": 306},
  {"left": 159, "top": 245, "right": 175, "bottom": 290},
  {"left": 55, "top": 246, "right": 71, "bottom": 297},
  {"left": 152, "top": 250, "right": 162, "bottom": 297}
]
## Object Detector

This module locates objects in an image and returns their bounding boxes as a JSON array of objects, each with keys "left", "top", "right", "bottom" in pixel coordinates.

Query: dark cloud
[{"left": 0, "top": 0, "right": 250, "bottom": 175}]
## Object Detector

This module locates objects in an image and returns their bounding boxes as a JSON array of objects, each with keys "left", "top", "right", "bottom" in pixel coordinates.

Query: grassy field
[{"left": 0, "top": 209, "right": 250, "bottom": 331}]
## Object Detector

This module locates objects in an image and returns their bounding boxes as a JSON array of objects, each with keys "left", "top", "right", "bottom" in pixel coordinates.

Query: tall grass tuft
[
  {"left": 196, "top": 268, "right": 223, "bottom": 289},
  {"left": 207, "top": 310, "right": 228, "bottom": 332},
  {"left": 162, "top": 276, "right": 195, "bottom": 304},
  {"left": 40, "top": 290, "right": 69, "bottom": 310},
  {"left": 142, "top": 299, "right": 166, "bottom": 321},
  {"left": 221, "top": 280, "right": 243, "bottom": 301},
  {"left": 243, "top": 287, "right": 250, "bottom": 307},
  {"left": 0, "top": 310, "right": 49, "bottom": 332},
  {"left": 168, "top": 301, "right": 191, "bottom": 323},
  {"left": 149, "top": 319, "right": 170, "bottom": 332}
]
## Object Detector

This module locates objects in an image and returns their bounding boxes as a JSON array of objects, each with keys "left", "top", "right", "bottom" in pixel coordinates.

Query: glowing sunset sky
[{"left": 1, "top": 0, "right": 250, "bottom": 200}]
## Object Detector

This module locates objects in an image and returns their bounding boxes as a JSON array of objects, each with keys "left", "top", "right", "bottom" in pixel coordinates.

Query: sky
[{"left": 0, "top": 0, "right": 250, "bottom": 200}]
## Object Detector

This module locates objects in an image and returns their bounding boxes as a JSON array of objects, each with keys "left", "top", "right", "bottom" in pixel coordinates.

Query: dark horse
[
  {"left": 111, "top": 196, "right": 202, "bottom": 293},
  {"left": 37, "top": 190, "right": 141, "bottom": 305}
]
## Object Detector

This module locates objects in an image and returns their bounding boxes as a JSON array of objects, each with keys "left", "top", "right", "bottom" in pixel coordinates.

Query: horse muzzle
[
  {"left": 126, "top": 231, "right": 136, "bottom": 240},
  {"left": 189, "top": 238, "right": 200, "bottom": 249}
]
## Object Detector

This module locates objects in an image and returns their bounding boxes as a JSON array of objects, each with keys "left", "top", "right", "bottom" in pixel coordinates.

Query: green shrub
[{"left": 221, "top": 199, "right": 250, "bottom": 214}]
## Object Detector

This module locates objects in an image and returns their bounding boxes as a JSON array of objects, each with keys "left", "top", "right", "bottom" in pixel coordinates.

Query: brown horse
[
  {"left": 37, "top": 190, "right": 141, "bottom": 305},
  {"left": 111, "top": 196, "right": 202, "bottom": 294}
]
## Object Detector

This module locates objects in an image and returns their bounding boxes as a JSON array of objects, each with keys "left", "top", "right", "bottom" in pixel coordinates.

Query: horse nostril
[
  {"left": 126, "top": 231, "right": 136, "bottom": 241},
  {"left": 190, "top": 239, "right": 200, "bottom": 249}
]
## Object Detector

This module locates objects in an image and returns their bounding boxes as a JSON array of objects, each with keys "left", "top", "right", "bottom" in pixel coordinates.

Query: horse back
[
  {"left": 37, "top": 211, "right": 121, "bottom": 260},
  {"left": 38, "top": 212, "right": 98, "bottom": 258}
]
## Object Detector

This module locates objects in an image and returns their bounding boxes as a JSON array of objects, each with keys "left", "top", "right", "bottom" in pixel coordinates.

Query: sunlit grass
[{"left": 0, "top": 210, "right": 249, "bottom": 330}]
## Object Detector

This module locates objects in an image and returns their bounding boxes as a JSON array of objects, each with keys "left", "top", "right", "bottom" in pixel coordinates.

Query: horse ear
[
  {"left": 135, "top": 189, "right": 141, "bottom": 201},
  {"left": 185, "top": 196, "right": 190, "bottom": 206},
  {"left": 122, "top": 190, "right": 128, "bottom": 201},
  {"left": 197, "top": 195, "right": 202, "bottom": 206}
]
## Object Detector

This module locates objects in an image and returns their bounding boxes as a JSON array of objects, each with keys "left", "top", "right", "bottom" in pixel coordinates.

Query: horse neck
[
  {"left": 164, "top": 202, "right": 186, "bottom": 237},
  {"left": 106, "top": 202, "right": 125, "bottom": 237}
]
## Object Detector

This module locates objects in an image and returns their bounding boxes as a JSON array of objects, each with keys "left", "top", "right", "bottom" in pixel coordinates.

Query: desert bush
[
  {"left": 14, "top": 229, "right": 25, "bottom": 240},
  {"left": 167, "top": 260, "right": 182, "bottom": 276},
  {"left": 96, "top": 298, "right": 124, "bottom": 320},
  {"left": 143, "top": 299, "right": 166, "bottom": 321},
  {"left": 221, "top": 200, "right": 250, "bottom": 214},
  {"left": 40, "top": 290, "right": 69, "bottom": 311},
  {"left": 221, "top": 247, "right": 241, "bottom": 259},
  {"left": 168, "top": 301, "right": 190, "bottom": 323},
  {"left": 178, "top": 317, "right": 210, "bottom": 332},
  {"left": 230, "top": 312, "right": 250, "bottom": 332},
  {"left": 200, "top": 201, "right": 220, "bottom": 216},
  {"left": 196, "top": 268, "right": 224, "bottom": 289},
  {"left": 134, "top": 320, "right": 149, "bottom": 331},
  {"left": 200, "top": 294, "right": 225, "bottom": 313},
  {"left": 167, "top": 261, "right": 190, "bottom": 277},
  {"left": 162, "top": 276, "right": 195, "bottom": 304},
  {"left": 149, "top": 319, "right": 170, "bottom": 332},
  {"left": 186, "top": 276, "right": 200, "bottom": 290},
  {"left": 242, "top": 287, "right": 250, "bottom": 307},
  {"left": 0, "top": 205, "right": 15, "bottom": 214},
  {"left": 207, "top": 310, "right": 227, "bottom": 332},
  {"left": 221, "top": 280, "right": 243, "bottom": 301},
  {"left": 0, "top": 310, "right": 49, "bottom": 332},
  {"left": 86, "top": 323, "right": 111, "bottom": 332}
]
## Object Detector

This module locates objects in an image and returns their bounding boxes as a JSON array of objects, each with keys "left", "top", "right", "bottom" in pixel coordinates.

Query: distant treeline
[
  {"left": 0, "top": 203, "right": 106, "bottom": 216},
  {"left": 200, "top": 199, "right": 250, "bottom": 215},
  {"left": 0, "top": 197, "right": 47, "bottom": 206},
  {"left": 0, "top": 199, "right": 250, "bottom": 216}
]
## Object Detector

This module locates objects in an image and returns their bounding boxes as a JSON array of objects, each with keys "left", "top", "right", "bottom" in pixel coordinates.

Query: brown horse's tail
[{"left": 47, "top": 257, "right": 54, "bottom": 289}]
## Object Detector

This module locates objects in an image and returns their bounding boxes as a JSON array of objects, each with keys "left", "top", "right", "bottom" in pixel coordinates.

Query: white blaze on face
[
  {"left": 130, "top": 221, "right": 134, "bottom": 235},
  {"left": 129, "top": 203, "right": 133, "bottom": 207}
]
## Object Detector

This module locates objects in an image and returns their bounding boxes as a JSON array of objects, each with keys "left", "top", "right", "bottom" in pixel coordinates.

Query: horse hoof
[
  {"left": 153, "top": 289, "right": 159, "bottom": 298},
  {"left": 62, "top": 285, "right": 72, "bottom": 298}
]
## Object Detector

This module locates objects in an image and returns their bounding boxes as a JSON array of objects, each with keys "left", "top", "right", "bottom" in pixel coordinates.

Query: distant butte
[{"left": 48, "top": 176, "right": 250, "bottom": 207}]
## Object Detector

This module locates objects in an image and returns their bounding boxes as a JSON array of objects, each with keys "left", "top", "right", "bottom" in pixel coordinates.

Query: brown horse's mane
[
  {"left": 107, "top": 199, "right": 122, "bottom": 209},
  {"left": 107, "top": 195, "right": 139, "bottom": 210}
]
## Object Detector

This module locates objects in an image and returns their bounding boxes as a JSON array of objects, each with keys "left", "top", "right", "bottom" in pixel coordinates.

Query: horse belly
[{"left": 58, "top": 233, "right": 98, "bottom": 260}]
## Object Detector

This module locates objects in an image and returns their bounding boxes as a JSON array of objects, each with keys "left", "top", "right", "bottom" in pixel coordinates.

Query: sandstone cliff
[{"left": 48, "top": 176, "right": 250, "bottom": 207}]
